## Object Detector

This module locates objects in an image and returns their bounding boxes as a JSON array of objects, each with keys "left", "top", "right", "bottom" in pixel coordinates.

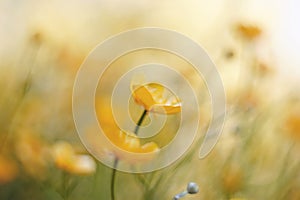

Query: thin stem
[
  {"left": 111, "top": 159, "right": 119, "bottom": 200},
  {"left": 110, "top": 109, "right": 148, "bottom": 200},
  {"left": 134, "top": 109, "right": 148, "bottom": 135},
  {"left": 62, "top": 171, "right": 70, "bottom": 200}
]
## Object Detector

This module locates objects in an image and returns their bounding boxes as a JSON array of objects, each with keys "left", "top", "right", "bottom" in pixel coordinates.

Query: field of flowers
[{"left": 0, "top": 1, "right": 299, "bottom": 200}]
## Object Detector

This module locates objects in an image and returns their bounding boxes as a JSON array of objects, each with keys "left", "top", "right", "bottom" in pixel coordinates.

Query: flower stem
[
  {"left": 110, "top": 109, "right": 148, "bottom": 200},
  {"left": 110, "top": 159, "right": 119, "bottom": 200},
  {"left": 134, "top": 109, "right": 148, "bottom": 135}
]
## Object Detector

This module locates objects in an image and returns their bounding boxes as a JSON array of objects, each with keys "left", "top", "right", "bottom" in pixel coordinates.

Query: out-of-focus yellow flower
[
  {"left": 288, "top": 184, "right": 300, "bottom": 200},
  {"left": 131, "top": 83, "right": 181, "bottom": 114},
  {"left": 15, "top": 133, "right": 50, "bottom": 179},
  {"left": 284, "top": 109, "right": 300, "bottom": 142},
  {"left": 111, "top": 130, "right": 159, "bottom": 153},
  {"left": 30, "top": 31, "right": 43, "bottom": 45},
  {"left": 100, "top": 129, "right": 160, "bottom": 163},
  {"left": 221, "top": 164, "right": 244, "bottom": 194},
  {"left": 94, "top": 97, "right": 160, "bottom": 162},
  {"left": 0, "top": 155, "right": 18, "bottom": 184},
  {"left": 57, "top": 47, "right": 84, "bottom": 75},
  {"left": 237, "top": 91, "right": 261, "bottom": 110},
  {"left": 52, "top": 141, "right": 96, "bottom": 175},
  {"left": 257, "top": 62, "right": 274, "bottom": 76},
  {"left": 236, "top": 24, "right": 262, "bottom": 40}
]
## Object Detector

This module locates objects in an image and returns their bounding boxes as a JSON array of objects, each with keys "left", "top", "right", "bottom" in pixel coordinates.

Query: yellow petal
[
  {"left": 123, "top": 134, "right": 140, "bottom": 150},
  {"left": 71, "top": 155, "right": 96, "bottom": 175},
  {"left": 0, "top": 155, "right": 18, "bottom": 184},
  {"left": 113, "top": 130, "right": 159, "bottom": 154},
  {"left": 147, "top": 83, "right": 165, "bottom": 101},
  {"left": 53, "top": 141, "right": 76, "bottom": 171},
  {"left": 132, "top": 82, "right": 182, "bottom": 114},
  {"left": 132, "top": 85, "right": 156, "bottom": 110},
  {"left": 140, "top": 142, "right": 159, "bottom": 153},
  {"left": 236, "top": 24, "right": 262, "bottom": 40},
  {"left": 53, "top": 141, "right": 96, "bottom": 175},
  {"left": 151, "top": 103, "right": 181, "bottom": 114}
]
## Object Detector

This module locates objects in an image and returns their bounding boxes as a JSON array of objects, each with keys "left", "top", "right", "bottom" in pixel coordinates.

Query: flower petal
[
  {"left": 140, "top": 142, "right": 159, "bottom": 153},
  {"left": 151, "top": 103, "right": 181, "bottom": 114},
  {"left": 132, "top": 85, "right": 156, "bottom": 110}
]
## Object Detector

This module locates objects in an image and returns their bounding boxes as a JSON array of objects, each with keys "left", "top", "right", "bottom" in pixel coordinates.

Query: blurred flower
[
  {"left": 284, "top": 109, "right": 300, "bottom": 142},
  {"left": 57, "top": 47, "right": 84, "bottom": 74},
  {"left": 257, "top": 62, "right": 274, "bottom": 76},
  {"left": 131, "top": 83, "right": 181, "bottom": 114},
  {"left": 52, "top": 141, "right": 96, "bottom": 175},
  {"left": 0, "top": 155, "right": 18, "bottom": 184},
  {"left": 236, "top": 91, "right": 261, "bottom": 111},
  {"left": 112, "top": 130, "right": 159, "bottom": 154},
  {"left": 15, "top": 132, "right": 50, "bottom": 179},
  {"left": 288, "top": 185, "right": 300, "bottom": 200},
  {"left": 236, "top": 24, "right": 262, "bottom": 40},
  {"left": 94, "top": 97, "right": 160, "bottom": 162},
  {"left": 95, "top": 97, "right": 159, "bottom": 154},
  {"left": 30, "top": 31, "right": 44, "bottom": 45},
  {"left": 221, "top": 164, "right": 244, "bottom": 195}
]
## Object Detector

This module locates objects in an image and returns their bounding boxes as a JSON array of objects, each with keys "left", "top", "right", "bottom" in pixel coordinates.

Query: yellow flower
[
  {"left": 95, "top": 99, "right": 159, "bottom": 154},
  {"left": 240, "top": 91, "right": 259, "bottom": 109},
  {"left": 131, "top": 83, "right": 181, "bottom": 114},
  {"left": 236, "top": 24, "right": 262, "bottom": 40},
  {"left": 107, "top": 130, "right": 160, "bottom": 163},
  {"left": 15, "top": 132, "right": 49, "bottom": 179},
  {"left": 284, "top": 110, "right": 300, "bottom": 142},
  {"left": 86, "top": 125, "right": 160, "bottom": 163},
  {"left": 112, "top": 130, "right": 159, "bottom": 153},
  {"left": 0, "top": 155, "right": 18, "bottom": 184},
  {"left": 257, "top": 62, "right": 274, "bottom": 76},
  {"left": 98, "top": 120, "right": 160, "bottom": 154},
  {"left": 221, "top": 164, "right": 244, "bottom": 194},
  {"left": 52, "top": 141, "right": 96, "bottom": 175}
]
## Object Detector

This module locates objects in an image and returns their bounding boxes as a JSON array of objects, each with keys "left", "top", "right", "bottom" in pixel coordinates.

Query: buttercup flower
[
  {"left": 109, "top": 129, "right": 159, "bottom": 154},
  {"left": 284, "top": 109, "right": 300, "bottom": 142},
  {"left": 236, "top": 24, "right": 262, "bottom": 40},
  {"left": 0, "top": 155, "right": 18, "bottom": 184},
  {"left": 221, "top": 164, "right": 244, "bottom": 194},
  {"left": 52, "top": 141, "right": 96, "bottom": 175},
  {"left": 15, "top": 132, "right": 50, "bottom": 179},
  {"left": 95, "top": 97, "right": 160, "bottom": 158},
  {"left": 86, "top": 126, "right": 160, "bottom": 162},
  {"left": 131, "top": 82, "right": 181, "bottom": 114}
]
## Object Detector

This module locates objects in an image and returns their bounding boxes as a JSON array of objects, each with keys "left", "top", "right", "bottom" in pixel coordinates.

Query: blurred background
[{"left": 0, "top": 0, "right": 299, "bottom": 199}]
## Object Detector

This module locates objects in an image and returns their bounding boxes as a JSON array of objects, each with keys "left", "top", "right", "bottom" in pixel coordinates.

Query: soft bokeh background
[{"left": 0, "top": 0, "right": 300, "bottom": 199}]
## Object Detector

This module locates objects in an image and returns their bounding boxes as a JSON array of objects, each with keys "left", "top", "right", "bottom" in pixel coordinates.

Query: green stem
[
  {"left": 110, "top": 109, "right": 148, "bottom": 200},
  {"left": 62, "top": 172, "right": 70, "bottom": 200},
  {"left": 134, "top": 109, "right": 148, "bottom": 135},
  {"left": 111, "top": 159, "right": 119, "bottom": 200}
]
